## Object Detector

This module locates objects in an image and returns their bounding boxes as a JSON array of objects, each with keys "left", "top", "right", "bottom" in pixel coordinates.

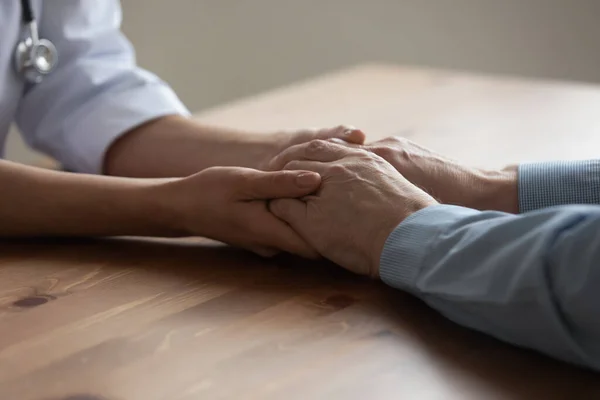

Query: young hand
[{"left": 153, "top": 166, "right": 323, "bottom": 258}]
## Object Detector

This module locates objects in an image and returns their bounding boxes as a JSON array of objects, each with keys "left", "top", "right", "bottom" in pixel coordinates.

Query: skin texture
[
  {"left": 271, "top": 136, "right": 519, "bottom": 214},
  {"left": 269, "top": 140, "right": 438, "bottom": 277}
]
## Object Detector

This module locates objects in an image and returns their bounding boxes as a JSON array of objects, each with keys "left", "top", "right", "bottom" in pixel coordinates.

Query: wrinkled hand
[
  {"left": 315, "top": 136, "right": 518, "bottom": 213},
  {"left": 268, "top": 140, "right": 437, "bottom": 277},
  {"left": 259, "top": 125, "right": 366, "bottom": 170},
  {"left": 155, "top": 166, "right": 323, "bottom": 258}
]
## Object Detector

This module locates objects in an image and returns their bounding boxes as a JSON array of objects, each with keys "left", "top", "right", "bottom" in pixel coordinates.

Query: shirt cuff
[
  {"left": 379, "top": 204, "right": 481, "bottom": 293},
  {"left": 59, "top": 82, "right": 189, "bottom": 174},
  {"left": 518, "top": 160, "right": 600, "bottom": 213}
]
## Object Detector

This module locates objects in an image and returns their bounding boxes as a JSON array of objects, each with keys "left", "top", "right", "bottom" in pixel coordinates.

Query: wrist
[
  {"left": 370, "top": 194, "right": 437, "bottom": 279},
  {"left": 473, "top": 167, "right": 518, "bottom": 213},
  {"left": 139, "top": 178, "right": 190, "bottom": 237}
]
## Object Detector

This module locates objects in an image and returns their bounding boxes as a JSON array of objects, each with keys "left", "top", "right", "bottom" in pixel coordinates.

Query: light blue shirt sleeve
[
  {"left": 380, "top": 204, "right": 600, "bottom": 370},
  {"left": 519, "top": 160, "right": 600, "bottom": 212},
  {"left": 15, "top": 0, "right": 190, "bottom": 174}
]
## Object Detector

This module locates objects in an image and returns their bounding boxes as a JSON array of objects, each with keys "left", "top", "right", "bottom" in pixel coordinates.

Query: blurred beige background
[{"left": 7, "top": 0, "right": 600, "bottom": 163}]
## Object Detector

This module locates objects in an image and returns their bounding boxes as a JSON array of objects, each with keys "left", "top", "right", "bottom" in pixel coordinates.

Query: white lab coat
[{"left": 0, "top": 0, "right": 189, "bottom": 173}]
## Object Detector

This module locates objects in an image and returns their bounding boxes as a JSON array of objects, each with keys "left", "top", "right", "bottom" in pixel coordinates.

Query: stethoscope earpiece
[{"left": 14, "top": 0, "right": 58, "bottom": 84}]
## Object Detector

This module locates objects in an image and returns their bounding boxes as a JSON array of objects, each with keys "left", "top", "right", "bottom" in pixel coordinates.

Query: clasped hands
[{"left": 157, "top": 126, "right": 518, "bottom": 278}]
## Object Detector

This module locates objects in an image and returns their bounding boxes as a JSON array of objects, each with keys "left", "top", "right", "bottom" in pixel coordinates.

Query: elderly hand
[
  {"left": 268, "top": 140, "right": 437, "bottom": 277},
  {"left": 317, "top": 136, "right": 518, "bottom": 213}
]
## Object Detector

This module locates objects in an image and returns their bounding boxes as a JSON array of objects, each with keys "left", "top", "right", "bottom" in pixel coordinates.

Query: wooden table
[{"left": 2, "top": 65, "right": 600, "bottom": 400}]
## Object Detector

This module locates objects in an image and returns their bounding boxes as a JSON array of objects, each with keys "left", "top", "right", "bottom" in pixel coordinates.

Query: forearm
[
  {"left": 104, "top": 115, "right": 277, "bottom": 178},
  {"left": 0, "top": 160, "right": 174, "bottom": 237},
  {"left": 381, "top": 204, "right": 600, "bottom": 370}
]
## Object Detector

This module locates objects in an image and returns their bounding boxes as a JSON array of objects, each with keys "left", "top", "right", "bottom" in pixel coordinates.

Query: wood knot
[{"left": 12, "top": 294, "right": 56, "bottom": 308}]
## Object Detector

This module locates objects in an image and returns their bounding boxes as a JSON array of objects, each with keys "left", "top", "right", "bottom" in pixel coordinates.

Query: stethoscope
[{"left": 14, "top": 0, "right": 58, "bottom": 83}]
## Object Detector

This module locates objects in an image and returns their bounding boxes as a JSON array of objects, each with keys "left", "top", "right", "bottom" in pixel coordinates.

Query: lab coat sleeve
[
  {"left": 15, "top": 0, "right": 190, "bottom": 174},
  {"left": 380, "top": 204, "right": 600, "bottom": 370}
]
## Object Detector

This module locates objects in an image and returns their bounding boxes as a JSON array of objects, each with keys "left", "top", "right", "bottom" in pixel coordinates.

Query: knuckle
[
  {"left": 328, "top": 163, "right": 347, "bottom": 175},
  {"left": 372, "top": 145, "right": 395, "bottom": 160},
  {"left": 233, "top": 176, "right": 256, "bottom": 198},
  {"left": 386, "top": 135, "right": 406, "bottom": 144},
  {"left": 356, "top": 150, "right": 386, "bottom": 167},
  {"left": 318, "top": 124, "right": 357, "bottom": 140},
  {"left": 269, "top": 171, "right": 291, "bottom": 186},
  {"left": 306, "top": 139, "right": 328, "bottom": 155},
  {"left": 353, "top": 148, "right": 375, "bottom": 159},
  {"left": 326, "top": 137, "right": 348, "bottom": 147},
  {"left": 231, "top": 169, "right": 252, "bottom": 187},
  {"left": 205, "top": 166, "right": 230, "bottom": 179}
]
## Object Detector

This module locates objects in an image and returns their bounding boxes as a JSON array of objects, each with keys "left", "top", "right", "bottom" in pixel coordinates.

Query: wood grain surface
[{"left": 3, "top": 65, "right": 600, "bottom": 400}]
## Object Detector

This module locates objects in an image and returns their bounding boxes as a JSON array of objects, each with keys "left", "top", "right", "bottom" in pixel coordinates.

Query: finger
[
  {"left": 258, "top": 206, "right": 319, "bottom": 258},
  {"left": 282, "top": 160, "right": 327, "bottom": 173},
  {"left": 269, "top": 139, "right": 354, "bottom": 171},
  {"left": 268, "top": 199, "right": 317, "bottom": 258},
  {"left": 268, "top": 198, "right": 307, "bottom": 235},
  {"left": 325, "top": 138, "right": 363, "bottom": 148},
  {"left": 239, "top": 169, "right": 321, "bottom": 200},
  {"left": 328, "top": 135, "right": 400, "bottom": 150},
  {"left": 330, "top": 137, "right": 402, "bottom": 164},
  {"left": 315, "top": 125, "right": 366, "bottom": 144},
  {"left": 374, "top": 136, "right": 406, "bottom": 145}
]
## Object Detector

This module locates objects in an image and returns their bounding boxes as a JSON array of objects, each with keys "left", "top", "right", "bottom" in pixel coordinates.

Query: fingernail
[
  {"left": 344, "top": 127, "right": 366, "bottom": 143},
  {"left": 296, "top": 172, "right": 320, "bottom": 188},
  {"left": 344, "top": 128, "right": 363, "bottom": 138}
]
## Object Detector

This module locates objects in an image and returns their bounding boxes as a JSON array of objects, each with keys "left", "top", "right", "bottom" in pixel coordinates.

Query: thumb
[
  {"left": 269, "top": 198, "right": 307, "bottom": 231},
  {"left": 240, "top": 170, "right": 321, "bottom": 199},
  {"left": 317, "top": 125, "right": 366, "bottom": 144}
]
